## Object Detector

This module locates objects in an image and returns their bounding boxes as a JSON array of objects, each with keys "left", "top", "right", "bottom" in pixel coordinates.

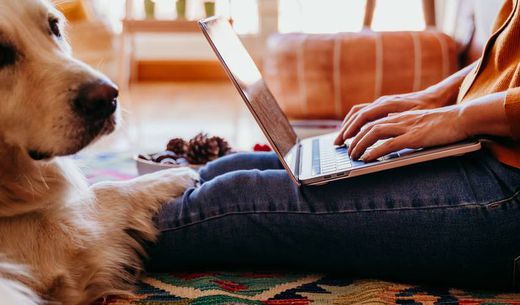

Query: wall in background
[
  {"left": 473, "top": 0, "right": 503, "bottom": 41},
  {"left": 436, "top": 0, "right": 502, "bottom": 46}
]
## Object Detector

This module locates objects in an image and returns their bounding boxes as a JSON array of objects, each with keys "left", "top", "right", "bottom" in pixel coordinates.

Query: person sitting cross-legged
[{"left": 147, "top": 0, "right": 520, "bottom": 290}]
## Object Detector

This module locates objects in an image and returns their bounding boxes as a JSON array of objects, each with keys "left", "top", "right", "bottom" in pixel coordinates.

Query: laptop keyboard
[
  {"left": 312, "top": 139, "right": 352, "bottom": 175},
  {"left": 312, "top": 138, "right": 393, "bottom": 175}
]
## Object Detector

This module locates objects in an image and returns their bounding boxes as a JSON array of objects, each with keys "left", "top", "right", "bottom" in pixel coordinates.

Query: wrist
[
  {"left": 424, "top": 83, "right": 459, "bottom": 107},
  {"left": 457, "top": 92, "right": 510, "bottom": 139},
  {"left": 458, "top": 103, "right": 477, "bottom": 138}
]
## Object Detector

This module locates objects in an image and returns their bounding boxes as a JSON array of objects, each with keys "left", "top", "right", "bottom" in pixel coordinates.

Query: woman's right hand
[{"left": 334, "top": 89, "right": 452, "bottom": 145}]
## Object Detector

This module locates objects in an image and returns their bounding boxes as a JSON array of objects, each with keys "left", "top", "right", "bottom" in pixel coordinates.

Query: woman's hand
[
  {"left": 334, "top": 62, "right": 480, "bottom": 146},
  {"left": 334, "top": 90, "right": 451, "bottom": 145},
  {"left": 347, "top": 105, "right": 468, "bottom": 162}
]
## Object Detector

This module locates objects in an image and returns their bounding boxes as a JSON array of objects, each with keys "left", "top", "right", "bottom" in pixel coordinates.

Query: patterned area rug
[
  {"left": 100, "top": 272, "right": 520, "bottom": 305},
  {"left": 76, "top": 152, "right": 520, "bottom": 305}
]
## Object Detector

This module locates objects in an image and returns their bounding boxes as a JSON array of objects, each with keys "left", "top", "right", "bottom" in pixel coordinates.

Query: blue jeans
[{"left": 147, "top": 151, "right": 520, "bottom": 290}]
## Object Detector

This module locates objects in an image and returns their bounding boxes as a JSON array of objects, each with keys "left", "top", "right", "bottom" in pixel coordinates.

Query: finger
[
  {"left": 337, "top": 97, "right": 399, "bottom": 145},
  {"left": 361, "top": 136, "right": 408, "bottom": 162},
  {"left": 336, "top": 98, "right": 409, "bottom": 146},
  {"left": 347, "top": 120, "right": 377, "bottom": 155},
  {"left": 334, "top": 131, "right": 347, "bottom": 146},
  {"left": 347, "top": 114, "right": 400, "bottom": 154},
  {"left": 342, "top": 104, "right": 395, "bottom": 140},
  {"left": 349, "top": 124, "right": 405, "bottom": 160},
  {"left": 334, "top": 104, "right": 369, "bottom": 145},
  {"left": 342, "top": 103, "right": 369, "bottom": 126},
  {"left": 349, "top": 123, "right": 404, "bottom": 160}
]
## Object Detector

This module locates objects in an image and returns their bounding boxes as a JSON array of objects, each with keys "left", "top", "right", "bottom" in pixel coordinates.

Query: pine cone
[
  {"left": 210, "top": 136, "right": 232, "bottom": 157},
  {"left": 166, "top": 138, "right": 188, "bottom": 155},
  {"left": 187, "top": 133, "right": 220, "bottom": 164}
]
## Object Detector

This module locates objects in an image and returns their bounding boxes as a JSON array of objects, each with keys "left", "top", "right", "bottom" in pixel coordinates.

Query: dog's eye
[
  {"left": 49, "top": 18, "right": 61, "bottom": 38},
  {"left": 0, "top": 43, "right": 16, "bottom": 68}
]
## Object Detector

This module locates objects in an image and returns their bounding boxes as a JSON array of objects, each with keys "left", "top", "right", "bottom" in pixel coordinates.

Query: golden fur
[{"left": 0, "top": 1, "right": 198, "bottom": 304}]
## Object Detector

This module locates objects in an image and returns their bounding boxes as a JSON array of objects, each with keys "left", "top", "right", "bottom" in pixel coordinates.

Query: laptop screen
[{"left": 199, "top": 18, "right": 298, "bottom": 157}]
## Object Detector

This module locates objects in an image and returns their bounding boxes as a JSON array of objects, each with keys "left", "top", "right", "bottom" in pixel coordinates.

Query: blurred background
[{"left": 54, "top": 0, "right": 504, "bottom": 154}]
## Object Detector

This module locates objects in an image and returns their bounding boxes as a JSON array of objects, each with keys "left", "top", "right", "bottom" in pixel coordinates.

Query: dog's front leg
[
  {"left": 90, "top": 167, "right": 199, "bottom": 239},
  {"left": 76, "top": 168, "right": 199, "bottom": 304},
  {"left": 94, "top": 167, "right": 199, "bottom": 204}
]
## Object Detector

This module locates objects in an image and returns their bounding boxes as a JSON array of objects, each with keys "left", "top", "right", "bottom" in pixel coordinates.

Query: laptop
[{"left": 199, "top": 17, "right": 481, "bottom": 186}]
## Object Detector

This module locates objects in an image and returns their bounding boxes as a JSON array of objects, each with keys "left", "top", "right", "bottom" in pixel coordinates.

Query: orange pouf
[{"left": 264, "top": 30, "right": 459, "bottom": 120}]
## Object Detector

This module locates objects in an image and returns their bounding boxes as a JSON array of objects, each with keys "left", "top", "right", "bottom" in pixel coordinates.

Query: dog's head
[{"left": 0, "top": 0, "right": 119, "bottom": 160}]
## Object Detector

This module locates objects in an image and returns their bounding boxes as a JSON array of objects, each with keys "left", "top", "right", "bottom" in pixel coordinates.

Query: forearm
[
  {"left": 426, "top": 61, "right": 478, "bottom": 106},
  {"left": 459, "top": 91, "right": 512, "bottom": 139}
]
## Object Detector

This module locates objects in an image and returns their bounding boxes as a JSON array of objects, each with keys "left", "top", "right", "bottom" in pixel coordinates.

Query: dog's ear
[{"left": 0, "top": 43, "right": 17, "bottom": 68}]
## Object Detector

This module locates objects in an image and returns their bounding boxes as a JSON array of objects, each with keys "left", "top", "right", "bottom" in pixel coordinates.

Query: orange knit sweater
[{"left": 458, "top": 0, "right": 520, "bottom": 169}]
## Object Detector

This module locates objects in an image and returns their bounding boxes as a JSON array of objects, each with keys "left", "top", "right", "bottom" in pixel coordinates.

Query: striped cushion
[{"left": 264, "top": 30, "right": 459, "bottom": 120}]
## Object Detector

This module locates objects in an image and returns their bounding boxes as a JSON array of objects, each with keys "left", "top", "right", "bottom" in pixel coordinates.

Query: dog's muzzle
[
  {"left": 27, "top": 80, "right": 119, "bottom": 161},
  {"left": 73, "top": 81, "right": 119, "bottom": 122}
]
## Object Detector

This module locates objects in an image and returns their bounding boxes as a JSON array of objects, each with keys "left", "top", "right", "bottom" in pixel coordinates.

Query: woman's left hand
[{"left": 348, "top": 105, "right": 469, "bottom": 162}]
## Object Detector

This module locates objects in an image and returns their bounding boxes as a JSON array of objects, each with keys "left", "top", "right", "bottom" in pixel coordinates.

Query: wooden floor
[{"left": 86, "top": 82, "right": 267, "bottom": 154}]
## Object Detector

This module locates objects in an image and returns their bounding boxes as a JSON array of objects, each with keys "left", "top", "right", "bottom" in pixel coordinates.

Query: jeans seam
[
  {"left": 484, "top": 188, "right": 520, "bottom": 208},
  {"left": 159, "top": 201, "right": 500, "bottom": 233}
]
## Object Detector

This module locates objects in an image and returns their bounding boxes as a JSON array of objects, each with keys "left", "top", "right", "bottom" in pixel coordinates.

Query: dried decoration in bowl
[
  {"left": 138, "top": 133, "right": 233, "bottom": 167},
  {"left": 187, "top": 133, "right": 231, "bottom": 165},
  {"left": 166, "top": 138, "right": 188, "bottom": 155}
]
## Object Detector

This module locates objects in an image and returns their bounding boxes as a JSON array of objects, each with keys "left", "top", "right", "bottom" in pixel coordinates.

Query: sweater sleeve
[{"left": 505, "top": 86, "right": 520, "bottom": 140}]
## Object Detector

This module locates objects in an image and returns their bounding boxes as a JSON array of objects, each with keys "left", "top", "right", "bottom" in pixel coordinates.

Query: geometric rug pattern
[
  {"left": 104, "top": 272, "right": 520, "bottom": 305},
  {"left": 76, "top": 152, "right": 520, "bottom": 305}
]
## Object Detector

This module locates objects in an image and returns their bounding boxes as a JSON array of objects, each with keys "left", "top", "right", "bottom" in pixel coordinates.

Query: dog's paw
[
  {"left": 158, "top": 167, "right": 200, "bottom": 195},
  {"left": 136, "top": 167, "right": 200, "bottom": 202}
]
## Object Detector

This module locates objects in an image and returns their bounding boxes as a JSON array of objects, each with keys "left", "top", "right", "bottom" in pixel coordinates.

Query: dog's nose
[{"left": 74, "top": 81, "right": 119, "bottom": 121}]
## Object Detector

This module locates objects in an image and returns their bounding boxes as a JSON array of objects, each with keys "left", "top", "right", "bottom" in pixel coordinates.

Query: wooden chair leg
[
  {"left": 363, "top": 0, "right": 377, "bottom": 28},
  {"left": 423, "top": 0, "right": 436, "bottom": 27}
]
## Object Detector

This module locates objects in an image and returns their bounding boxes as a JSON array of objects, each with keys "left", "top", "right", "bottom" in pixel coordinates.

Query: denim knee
[
  {"left": 191, "top": 169, "right": 297, "bottom": 216},
  {"left": 199, "top": 153, "right": 282, "bottom": 183}
]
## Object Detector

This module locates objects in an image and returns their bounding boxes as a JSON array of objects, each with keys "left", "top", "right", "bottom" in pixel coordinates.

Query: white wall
[
  {"left": 474, "top": 0, "right": 503, "bottom": 39},
  {"left": 436, "top": 0, "right": 503, "bottom": 45}
]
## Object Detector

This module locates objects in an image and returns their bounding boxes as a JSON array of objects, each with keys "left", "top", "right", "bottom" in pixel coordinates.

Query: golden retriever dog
[{"left": 0, "top": 1, "right": 199, "bottom": 304}]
